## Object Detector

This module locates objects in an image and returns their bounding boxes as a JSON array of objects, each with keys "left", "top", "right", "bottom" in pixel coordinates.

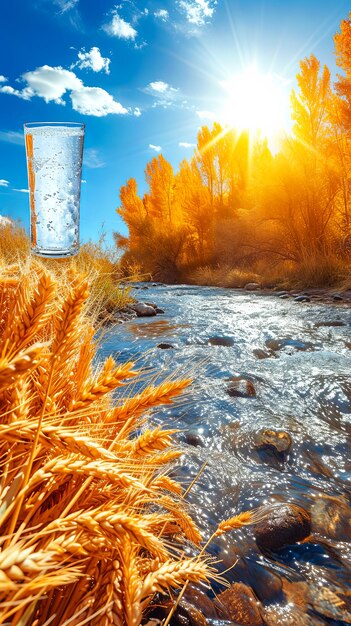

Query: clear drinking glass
[{"left": 24, "top": 122, "right": 85, "bottom": 257}]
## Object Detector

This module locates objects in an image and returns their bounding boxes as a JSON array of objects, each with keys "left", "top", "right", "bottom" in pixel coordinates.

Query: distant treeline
[{"left": 115, "top": 13, "right": 351, "bottom": 286}]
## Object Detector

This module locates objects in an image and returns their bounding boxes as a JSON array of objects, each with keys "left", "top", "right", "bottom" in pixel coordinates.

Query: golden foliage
[{"left": 117, "top": 16, "right": 351, "bottom": 287}]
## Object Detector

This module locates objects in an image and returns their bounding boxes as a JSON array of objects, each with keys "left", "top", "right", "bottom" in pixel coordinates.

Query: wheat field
[
  {"left": 0, "top": 259, "right": 258, "bottom": 625},
  {"left": 0, "top": 260, "right": 219, "bottom": 625}
]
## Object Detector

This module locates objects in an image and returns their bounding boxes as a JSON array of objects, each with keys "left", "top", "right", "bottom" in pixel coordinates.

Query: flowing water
[{"left": 101, "top": 284, "right": 351, "bottom": 624}]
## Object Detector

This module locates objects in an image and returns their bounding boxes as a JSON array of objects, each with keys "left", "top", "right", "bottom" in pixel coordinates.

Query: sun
[{"left": 218, "top": 66, "right": 290, "bottom": 146}]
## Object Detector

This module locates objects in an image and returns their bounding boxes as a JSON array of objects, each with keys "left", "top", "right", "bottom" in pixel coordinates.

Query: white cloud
[
  {"left": 0, "top": 65, "right": 83, "bottom": 104},
  {"left": 149, "top": 144, "right": 162, "bottom": 152},
  {"left": 154, "top": 9, "right": 169, "bottom": 21},
  {"left": 0, "top": 76, "right": 7, "bottom": 83},
  {"left": 0, "top": 65, "right": 129, "bottom": 117},
  {"left": 134, "top": 107, "right": 142, "bottom": 117},
  {"left": 0, "top": 130, "right": 24, "bottom": 145},
  {"left": 0, "top": 215, "right": 12, "bottom": 227},
  {"left": 54, "top": 0, "right": 79, "bottom": 12},
  {"left": 71, "top": 86, "right": 128, "bottom": 116},
  {"left": 0, "top": 84, "right": 32, "bottom": 100},
  {"left": 178, "top": 0, "right": 216, "bottom": 26},
  {"left": 0, "top": 179, "right": 9, "bottom": 187},
  {"left": 13, "top": 188, "right": 29, "bottom": 193},
  {"left": 104, "top": 10, "right": 137, "bottom": 40},
  {"left": 84, "top": 148, "right": 105, "bottom": 169},
  {"left": 149, "top": 81, "right": 170, "bottom": 93},
  {"left": 196, "top": 110, "right": 217, "bottom": 121},
  {"left": 179, "top": 141, "right": 195, "bottom": 148},
  {"left": 81, "top": 179, "right": 87, "bottom": 183},
  {"left": 144, "top": 81, "right": 180, "bottom": 107},
  {"left": 75, "top": 47, "right": 110, "bottom": 74}
]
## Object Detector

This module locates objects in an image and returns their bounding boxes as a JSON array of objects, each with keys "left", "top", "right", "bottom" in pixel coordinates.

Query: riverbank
[{"left": 113, "top": 281, "right": 351, "bottom": 325}]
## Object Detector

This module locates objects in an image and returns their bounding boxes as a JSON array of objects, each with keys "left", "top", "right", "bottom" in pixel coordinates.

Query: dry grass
[
  {"left": 188, "top": 265, "right": 261, "bottom": 288},
  {"left": 0, "top": 263, "right": 217, "bottom": 625},
  {"left": 0, "top": 220, "right": 133, "bottom": 316},
  {"left": 188, "top": 257, "right": 351, "bottom": 290}
]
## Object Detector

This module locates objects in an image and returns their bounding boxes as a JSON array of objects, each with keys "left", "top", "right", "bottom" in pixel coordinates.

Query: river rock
[
  {"left": 254, "top": 429, "right": 292, "bottom": 456},
  {"left": 226, "top": 376, "right": 256, "bottom": 398},
  {"left": 157, "top": 342, "right": 175, "bottom": 349},
  {"left": 155, "top": 307, "right": 165, "bottom": 314},
  {"left": 208, "top": 336, "right": 235, "bottom": 347},
  {"left": 311, "top": 494, "right": 351, "bottom": 540},
  {"left": 184, "top": 431, "right": 204, "bottom": 447},
  {"left": 265, "top": 339, "right": 282, "bottom": 351},
  {"left": 253, "top": 348, "right": 274, "bottom": 359},
  {"left": 275, "top": 291, "right": 289, "bottom": 296},
  {"left": 265, "top": 338, "right": 313, "bottom": 352},
  {"left": 279, "top": 294, "right": 290, "bottom": 299},
  {"left": 215, "top": 583, "right": 264, "bottom": 625},
  {"left": 132, "top": 303, "right": 157, "bottom": 317},
  {"left": 332, "top": 293, "right": 343, "bottom": 301},
  {"left": 244, "top": 282, "right": 260, "bottom": 291},
  {"left": 294, "top": 295, "right": 310, "bottom": 303},
  {"left": 254, "top": 503, "right": 311, "bottom": 551}
]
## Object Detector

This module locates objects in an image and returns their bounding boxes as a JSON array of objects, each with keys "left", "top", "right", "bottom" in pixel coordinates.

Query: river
[{"left": 101, "top": 284, "right": 351, "bottom": 624}]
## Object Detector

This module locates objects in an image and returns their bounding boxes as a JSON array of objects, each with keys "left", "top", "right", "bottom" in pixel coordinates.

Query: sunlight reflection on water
[{"left": 101, "top": 284, "right": 351, "bottom": 618}]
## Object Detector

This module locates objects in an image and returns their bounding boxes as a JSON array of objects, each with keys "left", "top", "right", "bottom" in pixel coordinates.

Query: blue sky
[{"left": 0, "top": 0, "right": 350, "bottom": 244}]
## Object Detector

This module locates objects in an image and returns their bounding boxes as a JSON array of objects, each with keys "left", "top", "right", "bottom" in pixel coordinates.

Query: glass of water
[{"left": 24, "top": 122, "right": 85, "bottom": 257}]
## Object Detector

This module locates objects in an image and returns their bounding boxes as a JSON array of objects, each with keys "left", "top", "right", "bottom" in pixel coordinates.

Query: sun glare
[{"left": 219, "top": 66, "right": 290, "bottom": 146}]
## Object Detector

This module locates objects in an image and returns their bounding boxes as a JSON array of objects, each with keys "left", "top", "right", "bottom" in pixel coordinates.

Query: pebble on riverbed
[
  {"left": 254, "top": 503, "right": 311, "bottom": 551},
  {"left": 208, "top": 336, "right": 235, "bottom": 346},
  {"left": 294, "top": 295, "right": 311, "bottom": 302},
  {"left": 254, "top": 429, "right": 292, "bottom": 457},
  {"left": 311, "top": 494, "right": 351, "bottom": 540},
  {"left": 226, "top": 376, "right": 256, "bottom": 398}
]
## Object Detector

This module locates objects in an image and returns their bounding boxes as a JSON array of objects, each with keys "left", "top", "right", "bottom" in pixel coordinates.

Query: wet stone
[
  {"left": 279, "top": 294, "right": 290, "bottom": 299},
  {"left": 311, "top": 494, "right": 351, "bottom": 540},
  {"left": 253, "top": 348, "right": 274, "bottom": 359},
  {"left": 184, "top": 431, "right": 204, "bottom": 447},
  {"left": 254, "top": 429, "right": 292, "bottom": 456},
  {"left": 254, "top": 503, "right": 311, "bottom": 551},
  {"left": 244, "top": 282, "right": 261, "bottom": 291},
  {"left": 332, "top": 293, "right": 343, "bottom": 301},
  {"left": 208, "top": 336, "right": 235, "bottom": 347},
  {"left": 265, "top": 339, "right": 282, "bottom": 351},
  {"left": 215, "top": 582, "right": 264, "bottom": 625},
  {"left": 155, "top": 307, "right": 165, "bottom": 314},
  {"left": 294, "top": 295, "right": 311, "bottom": 302},
  {"left": 157, "top": 342, "right": 175, "bottom": 349},
  {"left": 226, "top": 376, "right": 256, "bottom": 398},
  {"left": 265, "top": 338, "right": 313, "bottom": 352},
  {"left": 132, "top": 303, "right": 157, "bottom": 317}
]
